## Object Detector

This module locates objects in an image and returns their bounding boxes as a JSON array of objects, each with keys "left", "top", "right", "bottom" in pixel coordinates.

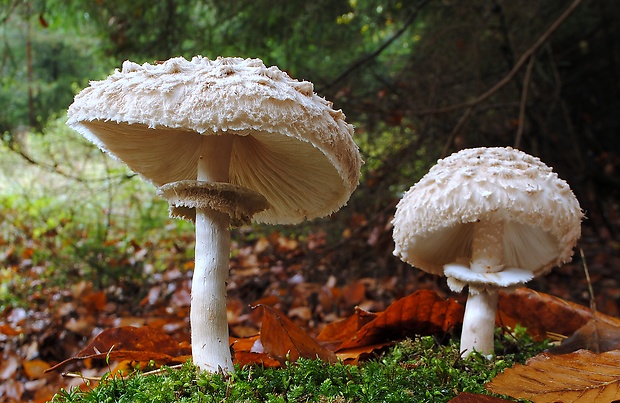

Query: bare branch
[
  {"left": 514, "top": 54, "right": 536, "bottom": 149},
  {"left": 417, "top": 0, "right": 584, "bottom": 118},
  {"left": 8, "top": 143, "right": 135, "bottom": 183},
  {"left": 320, "top": 0, "right": 433, "bottom": 92}
]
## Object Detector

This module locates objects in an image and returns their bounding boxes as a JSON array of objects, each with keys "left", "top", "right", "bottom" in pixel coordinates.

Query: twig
[
  {"left": 416, "top": 0, "right": 583, "bottom": 118},
  {"left": 62, "top": 372, "right": 103, "bottom": 382},
  {"left": 61, "top": 364, "right": 184, "bottom": 382},
  {"left": 8, "top": 143, "right": 135, "bottom": 183},
  {"left": 141, "top": 364, "right": 184, "bottom": 376},
  {"left": 320, "top": 0, "right": 432, "bottom": 92},
  {"left": 580, "top": 247, "right": 602, "bottom": 353},
  {"left": 580, "top": 248, "right": 597, "bottom": 314},
  {"left": 546, "top": 44, "right": 586, "bottom": 172},
  {"left": 514, "top": 54, "right": 536, "bottom": 149}
]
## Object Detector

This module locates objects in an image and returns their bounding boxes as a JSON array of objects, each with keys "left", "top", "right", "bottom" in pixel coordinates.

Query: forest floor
[{"left": 1, "top": 211, "right": 619, "bottom": 403}]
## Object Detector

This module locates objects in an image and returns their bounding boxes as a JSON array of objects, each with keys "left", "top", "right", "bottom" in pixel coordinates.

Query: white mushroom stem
[
  {"left": 460, "top": 219, "right": 504, "bottom": 357},
  {"left": 192, "top": 135, "right": 234, "bottom": 372},
  {"left": 460, "top": 287, "right": 499, "bottom": 357}
]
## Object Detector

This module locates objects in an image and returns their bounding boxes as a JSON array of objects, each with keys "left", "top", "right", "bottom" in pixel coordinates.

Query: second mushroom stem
[{"left": 192, "top": 135, "right": 234, "bottom": 372}]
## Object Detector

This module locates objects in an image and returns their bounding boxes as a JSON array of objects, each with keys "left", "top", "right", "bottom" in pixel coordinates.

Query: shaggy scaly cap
[{"left": 67, "top": 56, "right": 362, "bottom": 224}]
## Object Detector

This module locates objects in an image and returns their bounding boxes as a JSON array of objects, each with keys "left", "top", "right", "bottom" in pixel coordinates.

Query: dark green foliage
[{"left": 50, "top": 332, "right": 547, "bottom": 403}]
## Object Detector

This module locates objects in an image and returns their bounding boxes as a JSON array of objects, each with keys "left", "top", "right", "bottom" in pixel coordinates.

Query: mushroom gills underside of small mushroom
[
  {"left": 401, "top": 220, "right": 563, "bottom": 276},
  {"left": 157, "top": 180, "right": 270, "bottom": 226},
  {"left": 444, "top": 263, "right": 534, "bottom": 293}
]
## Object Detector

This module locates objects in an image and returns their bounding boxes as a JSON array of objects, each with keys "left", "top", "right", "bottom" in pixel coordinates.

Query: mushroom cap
[
  {"left": 392, "top": 147, "right": 583, "bottom": 278},
  {"left": 67, "top": 56, "right": 362, "bottom": 225}
]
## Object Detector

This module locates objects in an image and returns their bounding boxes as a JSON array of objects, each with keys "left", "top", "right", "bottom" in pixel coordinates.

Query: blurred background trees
[{"left": 1, "top": 0, "right": 618, "bottom": 289}]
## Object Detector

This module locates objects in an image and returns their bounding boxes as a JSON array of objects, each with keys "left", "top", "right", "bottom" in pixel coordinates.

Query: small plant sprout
[
  {"left": 67, "top": 56, "right": 362, "bottom": 372},
  {"left": 392, "top": 147, "right": 583, "bottom": 357}
]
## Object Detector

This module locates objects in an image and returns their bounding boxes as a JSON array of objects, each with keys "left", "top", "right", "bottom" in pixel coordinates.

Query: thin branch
[
  {"left": 546, "top": 44, "right": 586, "bottom": 172},
  {"left": 416, "top": 0, "right": 584, "bottom": 117},
  {"left": 9, "top": 143, "right": 135, "bottom": 183},
  {"left": 580, "top": 248, "right": 597, "bottom": 314},
  {"left": 320, "top": 0, "right": 432, "bottom": 92},
  {"left": 514, "top": 54, "right": 536, "bottom": 149}
]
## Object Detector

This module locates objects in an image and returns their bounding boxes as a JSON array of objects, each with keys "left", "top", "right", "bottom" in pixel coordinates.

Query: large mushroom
[
  {"left": 67, "top": 56, "right": 362, "bottom": 372},
  {"left": 392, "top": 147, "right": 582, "bottom": 357}
]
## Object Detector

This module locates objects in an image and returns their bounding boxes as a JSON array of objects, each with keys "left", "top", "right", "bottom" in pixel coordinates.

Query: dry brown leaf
[
  {"left": 22, "top": 359, "right": 50, "bottom": 379},
  {"left": 551, "top": 318, "right": 620, "bottom": 354},
  {"left": 341, "top": 280, "right": 367, "bottom": 306},
  {"left": 316, "top": 307, "right": 378, "bottom": 342},
  {"left": 231, "top": 336, "right": 280, "bottom": 368},
  {"left": 486, "top": 349, "right": 620, "bottom": 402},
  {"left": 257, "top": 304, "right": 337, "bottom": 365},
  {"left": 46, "top": 326, "right": 192, "bottom": 372},
  {"left": 497, "top": 288, "right": 620, "bottom": 341},
  {"left": 335, "top": 342, "right": 393, "bottom": 365},
  {"left": 80, "top": 290, "right": 107, "bottom": 312},
  {"left": 337, "top": 289, "right": 464, "bottom": 350},
  {"left": 0, "top": 323, "right": 22, "bottom": 336},
  {"left": 0, "top": 353, "right": 20, "bottom": 379}
]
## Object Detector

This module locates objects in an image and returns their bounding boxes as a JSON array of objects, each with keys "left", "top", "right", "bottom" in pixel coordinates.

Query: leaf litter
[{"left": 1, "top": 216, "right": 620, "bottom": 402}]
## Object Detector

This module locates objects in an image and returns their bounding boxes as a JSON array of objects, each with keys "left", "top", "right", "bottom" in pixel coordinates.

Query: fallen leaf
[
  {"left": 46, "top": 326, "right": 192, "bottom": 373},
  {"left": 341, "top": 280, "right": 367, "bottom": 306},
  {"left": 81, "top": 291, "right": 107, "bottom": 312},
  {"left": 0, "top": 323, "right": 22, "bottom": 336},
  {"left": 0, "top": 353, "right": 20, "bottom": 379},
  {"left": 64, "top": 316, "right": 95, "bottom": 336},
  {"left": 317, "top": 307, "right": 378, "bottom": 342},
  {"left": 550, "top": 318, "right": 620, "bottom": 354},
  {"left": 486, "top": 349, "right": 620, "bottom": 402},
  {"left": 257, "top": 304, "right": 337, "bottom": 365},
  {"left": 335, "top": 343, "right": 390, "bottom": 365},
  {"left": 0, "top": 379, "right": 24, "bottom": 402},
  {"left": 337, "top": 289, "right": 464, "bottom": 350},
  {"left": 231, "top": 336, "right": 280, "bottom": 368},
  {"left": 23, "top": 359, "right": 50, "bottom": 379},
  {"left": 234, "top": 351, "right": 281, "bottom": 367},
  {"left": 498, "top": 288, "right": 620, "bottom": 342}
]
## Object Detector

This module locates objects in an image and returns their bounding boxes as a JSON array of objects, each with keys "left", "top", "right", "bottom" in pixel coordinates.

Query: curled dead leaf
[{"left": 337, "top": 289, "right": 464, "bottom": 350}]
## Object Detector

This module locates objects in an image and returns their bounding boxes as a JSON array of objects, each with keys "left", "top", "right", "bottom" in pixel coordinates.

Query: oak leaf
[{"left": 486, "top": 349, "right": 620, "bottom": 402}]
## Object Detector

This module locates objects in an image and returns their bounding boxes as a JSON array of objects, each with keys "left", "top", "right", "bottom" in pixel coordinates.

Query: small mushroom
[
  {"left": 67, "top": 56, "right": 362, "bottom": 372},
  {"left": 392, "top": 147, "right": 583, "bottom": 357}
]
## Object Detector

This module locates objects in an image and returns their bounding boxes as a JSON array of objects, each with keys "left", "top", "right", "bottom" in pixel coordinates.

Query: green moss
[{"left": 50, "top": 329, "right": 547, "bottom": 403}]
